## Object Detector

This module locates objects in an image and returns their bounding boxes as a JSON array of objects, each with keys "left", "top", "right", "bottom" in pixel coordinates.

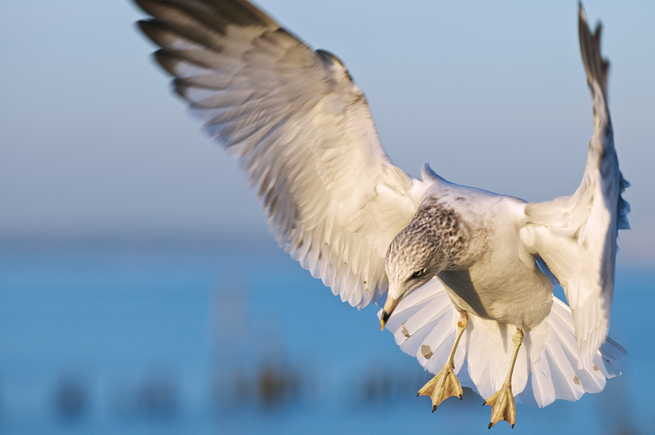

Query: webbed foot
[
  {"left": 484, "top": 384, "right": 516, "bottom": 429},
  {"left": 417, "top": 364, "right": 463, "bottom": 412}
]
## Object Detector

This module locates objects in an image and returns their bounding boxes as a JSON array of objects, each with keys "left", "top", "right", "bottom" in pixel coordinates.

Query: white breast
[{"left": 432, "top": 189, "right": 554, "bottom": 330}]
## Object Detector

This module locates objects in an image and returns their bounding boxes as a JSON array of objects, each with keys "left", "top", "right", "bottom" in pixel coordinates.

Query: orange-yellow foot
[
  {"left": 417, "top": 364, "right": 463, "bottom": 412},
  {"left": 484, "top": 384, "right": 516, "bottom": 429}
]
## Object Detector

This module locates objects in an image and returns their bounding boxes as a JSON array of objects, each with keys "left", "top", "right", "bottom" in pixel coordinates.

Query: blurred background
[{"left": 1, "top": 0, "right": 653, "bottom": 434}]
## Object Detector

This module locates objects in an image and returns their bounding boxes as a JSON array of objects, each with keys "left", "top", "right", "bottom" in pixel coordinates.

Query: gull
[{"left": 134, "top": 0, "right": 629, "bottom": 428}]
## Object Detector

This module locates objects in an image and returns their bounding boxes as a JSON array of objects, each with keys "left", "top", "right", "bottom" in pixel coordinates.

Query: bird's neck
[{"left": 412, "top": 201, "right": 478, "bottom": 271}]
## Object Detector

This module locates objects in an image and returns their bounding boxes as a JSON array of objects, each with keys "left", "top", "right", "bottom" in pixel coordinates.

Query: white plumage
[
  {"left": 134, "top": 0, "right": 629, "bottom": 423},
  {"left": 383, "top": 278, "right": 624, "bottom": 408}
]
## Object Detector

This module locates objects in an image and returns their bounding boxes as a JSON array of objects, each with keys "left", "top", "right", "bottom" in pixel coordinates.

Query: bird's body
[
  {"left": 399, "top": 177, "right": 554, "bottom": 331},
  {"left": 134, "top": 0, "right": 629, "bottom": 428}
]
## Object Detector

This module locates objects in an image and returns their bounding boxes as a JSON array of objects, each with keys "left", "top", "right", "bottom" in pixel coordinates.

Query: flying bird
[{"left": 133, "top": 0, "right": 629, "bottom": 428}]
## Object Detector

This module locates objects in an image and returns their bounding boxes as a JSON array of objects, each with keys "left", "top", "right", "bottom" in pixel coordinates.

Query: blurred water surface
[{"left": 0, "top": 240, "right": 651, "bottom": 434}]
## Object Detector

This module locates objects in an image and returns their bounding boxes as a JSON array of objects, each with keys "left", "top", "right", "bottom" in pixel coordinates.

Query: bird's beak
[{"left": 380, "top": 294, "right": 400, "bottom": 331}]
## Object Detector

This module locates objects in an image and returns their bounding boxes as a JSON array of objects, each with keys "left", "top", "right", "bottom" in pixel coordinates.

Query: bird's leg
[
  {"left": 484, "top": 327, "right": 524, "bottom": 429},
  {"left": 417, "top": 311, "right": 468, "bottom": 412}
]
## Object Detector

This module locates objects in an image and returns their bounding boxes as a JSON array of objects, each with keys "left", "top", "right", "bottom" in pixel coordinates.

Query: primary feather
[
  {"left": 520, "top": 6, "right": 630, "bottom": 365},
  {"left": 135, "top": 0, "right": 427, "bottom": 309}
]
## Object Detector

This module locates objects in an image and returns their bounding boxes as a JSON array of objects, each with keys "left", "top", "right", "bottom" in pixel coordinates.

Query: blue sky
[{"left": 1, "top": 0, "right": 653, "bottom": 264}]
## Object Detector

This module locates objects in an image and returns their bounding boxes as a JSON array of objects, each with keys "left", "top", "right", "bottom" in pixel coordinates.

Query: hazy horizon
[{"left": 2, "top": 0, "right": 653, "bottom": 263}]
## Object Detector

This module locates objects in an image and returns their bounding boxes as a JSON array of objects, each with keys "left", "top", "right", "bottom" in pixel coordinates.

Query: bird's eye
[{"left": 412, "top": 269, "right": 425, "bottom": 278}]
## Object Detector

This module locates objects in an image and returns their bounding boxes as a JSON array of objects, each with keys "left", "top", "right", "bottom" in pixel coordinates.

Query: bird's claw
[
  {"left": 417, "top": 363, "right": 463, "bottom": 412},
  {"left": 484, "top": 384, "right": 516, "bottom": 429}
]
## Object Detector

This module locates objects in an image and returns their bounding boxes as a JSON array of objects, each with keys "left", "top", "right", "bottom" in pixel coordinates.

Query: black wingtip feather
[
  {"left": 133, "top": 0, "right": 277, "bottom": 29},
  {"left": 137, "top": 19, "right": 165, "bottom": 45},
  {"left": 153, "top": 49, "right": 179, "bottom": 76},
  {"left": 578, "top": 3, "right": 610, "bottom": 96},
  {"left": 204, "top": 0, "right": 278, "bottom": 28}
]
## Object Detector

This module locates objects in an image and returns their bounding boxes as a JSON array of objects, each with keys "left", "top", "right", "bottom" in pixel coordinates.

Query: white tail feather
[{"left": 379, "top": 279, "right": 625, "bottom": 407}]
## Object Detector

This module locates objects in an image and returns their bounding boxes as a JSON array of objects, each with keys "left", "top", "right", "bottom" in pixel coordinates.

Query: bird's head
[{"left": 380, "top": 214, "right": 447, "bottom": 330}]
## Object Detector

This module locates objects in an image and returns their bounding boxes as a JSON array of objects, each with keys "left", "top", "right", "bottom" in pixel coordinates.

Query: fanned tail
[
  {"left": 517, "top": 298, "right": 625, "bottom": 407},
  {"left": 380, "top": 279, "right": 625, "bottom": 407}
]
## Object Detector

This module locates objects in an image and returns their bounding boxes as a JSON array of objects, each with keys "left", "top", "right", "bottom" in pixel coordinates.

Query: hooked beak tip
[
  {"left": 380, "top": 311, "right": 390, "bottom": 331},
  {"left": 380, "top": 294, "right": 399, "bottom": 331}
]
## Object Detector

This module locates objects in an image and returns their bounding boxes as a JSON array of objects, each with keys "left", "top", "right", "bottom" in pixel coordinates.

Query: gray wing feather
[
  {"left": 135, "top": 0, "right": 425, "bottom": 308},
  {"left": 521, "top": 4, "right": 629, "bottom": 364}
]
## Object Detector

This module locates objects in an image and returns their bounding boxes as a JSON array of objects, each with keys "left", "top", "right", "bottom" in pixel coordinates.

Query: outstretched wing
[
  {"left": 134, "top": 0, "right": 426, "bottom": 308},
  {"left": 520, "top": 5, "right": 630, "bottom": 364}
]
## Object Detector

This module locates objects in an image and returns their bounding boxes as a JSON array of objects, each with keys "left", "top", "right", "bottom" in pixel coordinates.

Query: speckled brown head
[{"left": 381, "top": 201, "right": 466, "bottom": 329}]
